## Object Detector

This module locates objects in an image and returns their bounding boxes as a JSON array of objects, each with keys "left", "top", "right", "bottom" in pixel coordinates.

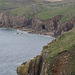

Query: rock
[
  {"left": 17, "top": 55, "right": 42, "bottom": 75},
  {"left": 0, "top": 11, "right": 29, "bottom": 28},
  {"left": 51, "top": 51, "right": 70, "bottom": 75},
  {"left": 0, "top": 12, "right": 75, "bottom": 37}
]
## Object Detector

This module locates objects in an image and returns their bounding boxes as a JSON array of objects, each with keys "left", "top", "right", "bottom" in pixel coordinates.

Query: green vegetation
[
  {"left": 47, "top": 27, "right": 75, "bottom": 59},
  {"left": 10, "top": 0, "right": 75, "bottom": 22},
  {"left": 44, "top": 28, "right": 75, "bottom": 74},
  {"left": 0, "top": 0, "right": 75, "bottom": 22},
  {"left": 10, "top": 7, "right": 30, "bottom": 16},
  {"left": 10, "top": 3, "right": 49, "bottom": 18},
  {"left": 38, "top": 3, "right": 75, "bottom": 22}
]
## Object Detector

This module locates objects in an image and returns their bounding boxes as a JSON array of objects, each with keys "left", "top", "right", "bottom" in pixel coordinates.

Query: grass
[
  {"left": 47, "top": 28, "right": 75, "bottom": 59},
  {"left": 10, "top": 6, "right": 36, "bottom": 18},
  {"left": 38, "top": 3, "right": 75, "bottom": 22},
  {"left": 0, "top": 0, "right": 75, "bottom": 21},
  {"left": 43, "top": 28, "right": 75, "bottom": 74},
  {"left": 10, "top": 7, "right": 28, "bottom": 16},
  {"left": 38, "top": 9, "right": 60, "bottom": 20}
]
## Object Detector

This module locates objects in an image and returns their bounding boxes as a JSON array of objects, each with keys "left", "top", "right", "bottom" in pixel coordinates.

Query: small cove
[{"left": 0, "top": 28, "right": 55, "bottom": 75}]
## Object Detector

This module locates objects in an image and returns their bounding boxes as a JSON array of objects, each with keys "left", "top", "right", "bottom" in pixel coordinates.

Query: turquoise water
[{"left": 0, "top": 28, "right": 54, "bottom": 75}]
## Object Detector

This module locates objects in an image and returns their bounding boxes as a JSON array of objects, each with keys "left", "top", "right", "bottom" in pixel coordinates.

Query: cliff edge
[
  {"left": 17, "top": 28, "right": 75, "bottom": 75},
  {"left": 0, "top": 12, "right": 75, "bottom": 37}
]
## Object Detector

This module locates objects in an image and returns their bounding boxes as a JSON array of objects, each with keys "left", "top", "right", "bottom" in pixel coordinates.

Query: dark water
[{"left": 0, "top": 28, "right": 54, "bottom": 75}]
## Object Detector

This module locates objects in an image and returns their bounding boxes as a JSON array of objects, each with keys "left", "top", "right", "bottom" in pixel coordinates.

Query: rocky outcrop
[
  {"left": 0, "top": 11, "right": 29, "bottom": 28},
  {"left": 17, "top": 46, "right": 48, "bottom": 75},
  {"left": 62, "top": 18, "right": 75, "bottom": 31},
  {"left": 17, "top": 39, "right": 56, "bottom": 75},
  {"left": 0, "top": 11, "right": 75, "bottom": 37},
  {"left": 30, "top": 15, "right": 63, "bottom": 36},
  {"left": 17, "top": 55, "right": 42, "bottom": 75}
]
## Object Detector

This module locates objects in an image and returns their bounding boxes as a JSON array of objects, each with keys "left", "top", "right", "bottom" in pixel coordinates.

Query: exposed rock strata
[
  {"left": 17, "top": 55, "right": 42, "bottom": 75},
  {"left": 0, "top": 12, "right": 29, "bottom": 28},
  {"left": 0, "top": 12, "right": 75, "bottom": 37},
  {"left": 17, "top": 38, "right": 75, "bottom": 75}
]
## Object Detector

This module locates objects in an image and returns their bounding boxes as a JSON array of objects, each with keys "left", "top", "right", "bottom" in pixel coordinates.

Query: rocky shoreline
[{"left": 0, "top": 11, "right": 75, "bottom": 37}]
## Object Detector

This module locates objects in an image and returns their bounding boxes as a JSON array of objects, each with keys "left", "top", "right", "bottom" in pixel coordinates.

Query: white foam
[{"left": 14, "top": 29, "right": 28, "bottom": 35}]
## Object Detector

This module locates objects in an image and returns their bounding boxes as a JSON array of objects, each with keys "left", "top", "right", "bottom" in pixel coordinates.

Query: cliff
[
  {"left": 17, "top": 27, "right": 75, "bottom": 75},
  {"left": 0, "top": 12, "right": 75, "bottom": 37},
  {"left": 0, "top": 0, "right": 75, "bottom": 75}
]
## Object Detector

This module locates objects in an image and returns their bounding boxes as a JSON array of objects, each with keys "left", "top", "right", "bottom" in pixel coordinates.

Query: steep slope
[{"left": 17, "top": 27, "right": 75, "bottom": 75}]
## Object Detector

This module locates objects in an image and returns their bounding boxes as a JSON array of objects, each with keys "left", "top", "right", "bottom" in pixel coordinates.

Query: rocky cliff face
[
  {"left": 17, "top": 55, "right": 42, "bottom": 75},
  {"left": 31, "top": 15, "right": 63, "bottom": 36},
  {"left": 17, "top": 28, "right": 75, "bottom": 75},
  {"left": 17, "top": 40, "right": 54, "bottom": 75},
  {"left": 0, "top": 11, "right": 75, "bottom": 37},
  {"left": 0, "top": 12, "right": 29, "bottom": 28},
  {"left": 17, "top": 39, "right": 75, "bottom": 75}
]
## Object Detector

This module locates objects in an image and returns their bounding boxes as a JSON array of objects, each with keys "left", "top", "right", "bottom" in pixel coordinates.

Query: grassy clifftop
[
  {"left": 47, "top": 27, "right": 75, "bottom": 58},
  {"left": 38, "top": 2, "right": 75, "bottom": 22},
  {"left": 0, "top": 0, "right": 75, "bottom": 23}
]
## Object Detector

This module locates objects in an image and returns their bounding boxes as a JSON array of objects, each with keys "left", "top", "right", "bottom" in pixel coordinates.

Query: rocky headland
[
  {"left": 17, "top": 27, "right": 75, "bottom": 75},
  {"left": 0, "top": 11, "right": 75, "bottom": 37}
]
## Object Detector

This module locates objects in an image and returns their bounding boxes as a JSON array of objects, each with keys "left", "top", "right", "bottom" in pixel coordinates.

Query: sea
[{"left": 0, "top": 28, "right": 54, "bottom": 75}]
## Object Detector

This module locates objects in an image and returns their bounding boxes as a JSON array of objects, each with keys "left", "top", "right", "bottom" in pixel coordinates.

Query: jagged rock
[
  {"left": 0, "top": 11, "right": 29, "bottom": 28},
  {"left": 0, "top": 12, "right": 75, "bottom": 37},
  {"left": 17, "top": 55, "right": 42, "bottom": 75},
  {"left": 62, "top": 18, "right": 75, "bottom": 31}
]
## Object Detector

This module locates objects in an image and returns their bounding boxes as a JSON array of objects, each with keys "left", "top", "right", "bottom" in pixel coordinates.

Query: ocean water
[{"left": 0, "top": 28, "right": 54, "bottom": 75}]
